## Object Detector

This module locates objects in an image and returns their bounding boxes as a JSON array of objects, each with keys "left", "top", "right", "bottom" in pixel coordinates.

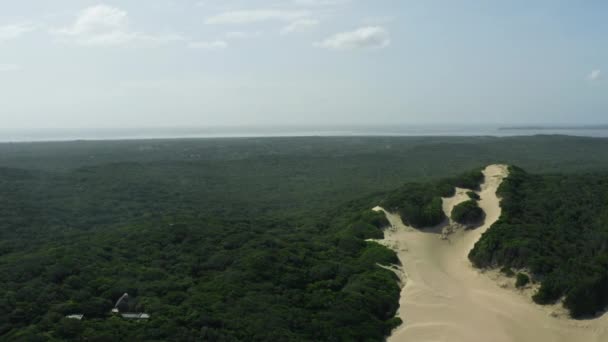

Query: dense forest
[
  {"left": 0, "top": 168, "right": 402, "bottom": 340},
  {"left": 4, "top": 135, "right": 608, "bottom": 340},
  {"left": 470, "top": 166, "right": 608, "bottom": 318}
]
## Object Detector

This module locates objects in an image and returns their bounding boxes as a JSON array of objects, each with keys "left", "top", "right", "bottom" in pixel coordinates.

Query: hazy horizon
[
  {"left": 4, "top": 123, "right": 608, "bottom": 142},
  {"left": 1, "top": 1, "right": 607, "bottom": 129}
]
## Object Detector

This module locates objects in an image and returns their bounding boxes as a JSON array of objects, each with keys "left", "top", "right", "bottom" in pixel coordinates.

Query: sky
[{"left": 0, "top": 0, "right": 606, "bottom": 129}]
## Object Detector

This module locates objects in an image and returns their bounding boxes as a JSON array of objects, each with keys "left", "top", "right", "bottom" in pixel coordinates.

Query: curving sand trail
[{"left": 374, "top": 164, "right": 608, "bottom": 342}]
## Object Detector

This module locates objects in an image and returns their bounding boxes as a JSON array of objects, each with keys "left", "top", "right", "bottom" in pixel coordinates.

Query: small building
[
  {"left": 66, "top": 314, "right": 84, "bottom": 320},
  {"left": 120, "top": 313, "right": 150, "bottom": 320},
  {"left": 111, "top": 292, "right": 149, "bottom": 320}
]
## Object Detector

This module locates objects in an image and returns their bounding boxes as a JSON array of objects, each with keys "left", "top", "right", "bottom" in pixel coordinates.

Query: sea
[{"left": 2, "top": 125, "right": 608, "bottom": 142}]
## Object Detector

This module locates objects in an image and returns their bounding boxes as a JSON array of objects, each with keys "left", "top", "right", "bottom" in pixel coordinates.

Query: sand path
[{"left": 375, "top": 164, "right": 608, "bottom": 342}]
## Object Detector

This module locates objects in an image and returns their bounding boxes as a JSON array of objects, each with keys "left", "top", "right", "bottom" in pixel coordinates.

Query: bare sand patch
[{"left": 375, "top": 164, "right": 608, "bottom": 342}]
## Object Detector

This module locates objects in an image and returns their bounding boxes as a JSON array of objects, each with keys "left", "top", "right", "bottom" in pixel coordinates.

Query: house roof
[{"left": 120, "top": 313, "right": 150, "bottom": 319}]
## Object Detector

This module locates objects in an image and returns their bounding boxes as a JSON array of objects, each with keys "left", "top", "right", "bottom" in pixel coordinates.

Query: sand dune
[{"left": 374, "top": 164, "right": 608, "bottom": 342}]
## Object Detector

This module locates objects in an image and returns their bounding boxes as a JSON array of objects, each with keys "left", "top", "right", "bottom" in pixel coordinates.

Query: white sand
[{"left": 374, "top": 164, "right": 608, "bottom": 342}]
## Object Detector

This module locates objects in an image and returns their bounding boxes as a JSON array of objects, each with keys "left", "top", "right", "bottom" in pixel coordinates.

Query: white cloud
[
  {"left": 587, "top": 69, "right": 602, "bottom": 81},
  {"left": 0, "top": 23, "right": 37, "bottom": 42},
  {"left": 315, "top": 26, "right": 391, "bottom": 50},
  {"left": 280, "top": 19, "right": 319, "bottom": 35},
  {"left": 205, "top": 9, "right": 309, "bottom": 24},
  {"left": 52, "top": 4, "right": 184, "bottom": 46},
  {"left": 225, "top": 31, "right": 262, "bottom": 39},
  {"left": 188, "top": 40, "right": 228, "bottom": 50},
  {"left": 0, "top": 63, "right": 21, "bottom": 72}
]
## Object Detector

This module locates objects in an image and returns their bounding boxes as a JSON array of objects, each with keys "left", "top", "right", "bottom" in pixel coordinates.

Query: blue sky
[{"left": 0, "top": 0, "right": 606, "bottom": 129}]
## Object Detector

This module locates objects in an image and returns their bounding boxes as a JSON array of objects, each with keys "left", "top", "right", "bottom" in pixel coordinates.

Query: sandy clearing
[{"left": 374, "top": 164, "right": 608, "bottom": 342}]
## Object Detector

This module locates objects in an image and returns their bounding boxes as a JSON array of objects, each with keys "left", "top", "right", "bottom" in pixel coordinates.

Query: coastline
[{"left": 3, "top": 125, "right": 608, "bottom": 143}]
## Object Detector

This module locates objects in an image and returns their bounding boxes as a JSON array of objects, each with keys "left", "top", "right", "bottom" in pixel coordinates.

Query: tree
[
  {"left": 55, "top": 318, "right": 83, "bottom": 339},
  {"left": 451, "top": 200, "right": 484, "bottom": 226},
  {"left": 515, "top": 273, "right": 530, "bottom": 288}
]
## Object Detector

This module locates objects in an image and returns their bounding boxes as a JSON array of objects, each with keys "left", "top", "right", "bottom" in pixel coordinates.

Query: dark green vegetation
[
  {"left": 1, "top": 180, "right": 401, "bottom": 341},
  {"left": 470, "top": 166, "right": 608, "bottom": 318},
  {"left": 500, "top": 266, "right": 516, "bottom": 277},
  {"left": 451, "top": 200, "right": 484, "bottom": 227},
  {"left": 380, "top": 169, "right": 484, "bottom": 228},
  {"left": 516, "top": 273, "right": 531, "bottom": 288},
  {"left": 467, "top": 191, "right": 480, "bottom": 201},
  {"left": 4, "top": 135, "right": 608, "bottom": 339}
]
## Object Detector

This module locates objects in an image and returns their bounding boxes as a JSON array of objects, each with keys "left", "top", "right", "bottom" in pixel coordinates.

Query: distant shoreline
[
  {"left": 499, "top": 125, "right": 608, "bottom": 131},
  {"left": 2, "top": 125, "right": 608, "bottom": 143}
]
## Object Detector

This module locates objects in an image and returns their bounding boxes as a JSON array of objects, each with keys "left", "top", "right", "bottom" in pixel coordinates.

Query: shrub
[
  {"left": 515, "top": 273, "right": 530, "bottom": 288},
  {"left": 500, "top": 266, "right": 515, "bottom": 277},
  {"left": 467, "top": 191, "right": 480, "bottom": 200},
  {"left": 451, "top": 200, "right": 484, "bottom": 226}
]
